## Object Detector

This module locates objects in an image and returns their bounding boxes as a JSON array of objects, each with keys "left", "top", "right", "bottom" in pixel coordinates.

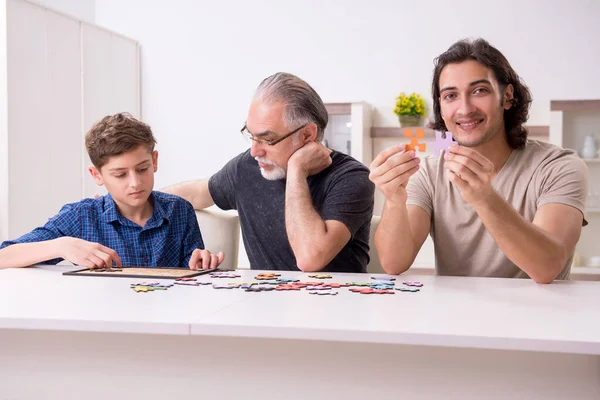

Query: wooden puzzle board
[{"left": 63, "top": 267, "right": 217, "bottom": 279}]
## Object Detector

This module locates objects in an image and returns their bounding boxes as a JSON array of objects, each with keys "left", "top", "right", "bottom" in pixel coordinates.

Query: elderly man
[{"left": 165, "top": 72, "right": 374, "bottom": 273}]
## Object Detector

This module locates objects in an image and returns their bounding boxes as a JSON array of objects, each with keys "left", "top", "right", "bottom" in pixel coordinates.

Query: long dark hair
[{"left": 428, "top": 38, "right": 532, "bottom": 149}]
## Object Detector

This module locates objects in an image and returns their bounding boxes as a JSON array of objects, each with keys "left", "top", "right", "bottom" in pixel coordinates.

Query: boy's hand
[
  {"left": 57, "top": 237, "right": 122, "bottom": 269},
  {"left": 189, "top": 249, "right": 225, "bottom": 270}
]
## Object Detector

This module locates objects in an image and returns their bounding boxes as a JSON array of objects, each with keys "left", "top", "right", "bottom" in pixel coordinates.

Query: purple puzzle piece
[
  {"left": 306, "top": 285, "right": 331, "bottom": 291},
  {"left": 429, "top": 131, "right": 456, "bottom": 156},
  {"left": 174, "top": 281, "right": 201, "bottom": 286},
  {"left": 212, "top": 283, "right": 237, "bottom": 289}
]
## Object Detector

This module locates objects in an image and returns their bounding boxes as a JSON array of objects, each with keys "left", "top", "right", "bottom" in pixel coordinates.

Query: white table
[{"left": 0, "top": 265, "right": 599, "bottom": 399}]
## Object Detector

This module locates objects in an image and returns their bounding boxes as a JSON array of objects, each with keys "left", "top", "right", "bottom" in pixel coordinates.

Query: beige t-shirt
[{"left": 406, "top": 140, "right": 588, "bottom": 279}]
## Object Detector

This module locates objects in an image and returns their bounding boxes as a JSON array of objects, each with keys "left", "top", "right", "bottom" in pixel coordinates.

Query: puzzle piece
[
  {"left": 305, "top": 285, "right": 331, "bottom": 291},
  {"left": 371, "top": 276, "right": 396, "bottom": 281},
  {"left": 176, "top": 277, "right": 197, "bottom": 282},
  {"left": 309, "top": 291, "right": 338, "bottom": 296},
  {"left": 403, "top": 281, "right": 423, "bottom": 287},
  {"left": 132, "top": 286, "right": 154, "bottom": 292},
  {"left": 245, "top": 286, "right": 275, "bottom": 292},
  {"left": 346, "top": 282, "right": 371, "bottom": 287},
  {"left": 308, "top": 274, "right": 332, "bottom": 279},
  {"left": 212, "top": 283, "right": 237, "bottom": 289},
  {"left": 255, "top": 273, "right": 281, "bottom": 280},
  {"left": 429, "top": 131, "right": 456, "bottom": 156},
  {"left": 396, "top": 287, "right": 420, "bottom": 292},
  {"left": 275, "top": 284, "right": 302, "bottom": 291},
  {"left": 350, "top": 287, "right": 395, "bottom": 295},
  {"left": 131, "top": 281, "right": 161, "bottom": 286},
  {"left": 370, "top": 284, "right": 395, "bottom": 290},
  {"left": 210, "top": 272, "right": 241, "bottom": 278},
  {"left": 93, "top": 267, "right": 123, "bottom": 272},
  {"left": 174, "top": 281, "right": 201, "bottom": 286},
  {"left": 275, "top": 278, "right": 299, "bottom": 283},
  {"left": 404, "top": 128, "right": 426, "bottom": 152},
  {"left": 321, "top": 283, "right": 347, "bottom": 288}
]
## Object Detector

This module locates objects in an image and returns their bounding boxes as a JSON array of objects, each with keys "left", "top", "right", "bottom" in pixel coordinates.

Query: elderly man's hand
[{"left": 287, "top": 141, "right": 333, "bottom": 178}]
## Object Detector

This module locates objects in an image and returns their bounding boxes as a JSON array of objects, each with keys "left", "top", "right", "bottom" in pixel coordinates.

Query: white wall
[
  {"left": 29, "top": 0, "right": 94, "bottom": 22},
  {"left": 94, "top": 0, "right": 600, "bottom": 190}
]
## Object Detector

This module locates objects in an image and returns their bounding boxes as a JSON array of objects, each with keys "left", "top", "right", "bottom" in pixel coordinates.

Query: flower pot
[{"left": 398, "top": 115, "right": 422, "bottom": 127}]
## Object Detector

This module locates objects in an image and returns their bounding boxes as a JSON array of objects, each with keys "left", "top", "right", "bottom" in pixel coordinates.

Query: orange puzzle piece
[{"left": 404, "top": 128, "right": 427, "bottom": 152}]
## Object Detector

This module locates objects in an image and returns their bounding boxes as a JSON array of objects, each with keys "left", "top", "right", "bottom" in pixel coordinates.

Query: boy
[{"left": 0, "top": 113, "right": 223, "bottom": 270}]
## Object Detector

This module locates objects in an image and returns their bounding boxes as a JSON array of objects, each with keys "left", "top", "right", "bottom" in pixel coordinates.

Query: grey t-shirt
[
  {"left": 407, "top": 140, "right": 588, "bottom": 279},
  {"left": 208, "top": 150, "right": 374, "bottom": 273}
]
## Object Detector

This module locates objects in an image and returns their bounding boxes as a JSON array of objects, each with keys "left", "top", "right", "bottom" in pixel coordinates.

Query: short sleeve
[
  {"left": 208, "top": 153, "right": 243, "bottom": 211},
  {"left": 537, "top": 154, "right": 588, "bottom": 224},
  {"left": 320, "top": 168, "right": 375, "bottom": 238},
  {"left": 406, "top": 160, "right": 434, "bottom": 216}
]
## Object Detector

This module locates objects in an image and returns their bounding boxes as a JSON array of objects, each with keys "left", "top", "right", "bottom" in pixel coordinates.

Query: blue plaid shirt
[{"left": 0, "top": 191, "right": 204, "bottom": 267}]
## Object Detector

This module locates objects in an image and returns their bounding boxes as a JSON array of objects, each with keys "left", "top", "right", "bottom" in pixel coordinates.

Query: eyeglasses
[{"left": 240, "top": 123, "right": 308, "bottom": 146}]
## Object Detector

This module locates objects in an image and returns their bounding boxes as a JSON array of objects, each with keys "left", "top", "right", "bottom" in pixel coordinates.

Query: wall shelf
[{"left": 550, "top": 99, "right": 600, "bottom": 112}]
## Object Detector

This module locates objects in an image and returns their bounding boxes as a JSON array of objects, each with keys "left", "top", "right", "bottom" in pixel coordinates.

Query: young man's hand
[
  {"left": 444, "top": 144, "right": 496, "bottom": 207},
  {"left": 57, "top": 237, "right": 122, "bottom": 269},
  {"left": 189, "top": 249, "right": 225, "bottom": 270},
  {"left": 287, "top": 141, "right": 332, "bottom": 178},
  {"left": 369, "top": 144, "right": 420, "bottom": 206}
]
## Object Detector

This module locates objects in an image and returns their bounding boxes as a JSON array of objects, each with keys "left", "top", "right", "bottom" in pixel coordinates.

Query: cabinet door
[{"left": 6, "top": 0, "right": 82, "bottom": 238}]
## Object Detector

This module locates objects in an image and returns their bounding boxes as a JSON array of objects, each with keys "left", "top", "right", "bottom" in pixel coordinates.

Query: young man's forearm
[
  {"left": 285, "top": 169, "right": 334, "bottom": 272},
  {"left": 162, "top": 179, "right": 214, "bottom": 209},
  {"left": 475, "top": 192, "right": 568, "bottom": 283},
  {"left": 376, "top": 202, "right": 417, "bottom": 274},
  {"left": 0, "top": 241, "right": 61, "bottom": 269}
]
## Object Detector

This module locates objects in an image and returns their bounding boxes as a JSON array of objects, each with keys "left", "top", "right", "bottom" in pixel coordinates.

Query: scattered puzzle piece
[
  {"left": 404, "top": 128, "right": 426, "bottom": 152},
  {"left": 210, "top": 272, "right": 241, "bottom": 279},
  {"left": 322, "top": 283, "right": 347, "bottom": 288},
  {"left": 403, "top": 281, "right": 423, "bottom": 287},
  {"left": 275, "top": 278, "right": 299, "bottom": 283},
  {"left": 429, "top": 131, "right": 456, "bottom": 156},
  {"left": 245, "top": 286, "right": 275, "bottom": 292},
  {"left": 131, "top": 281, "right": 161, "bottom": 286},
  {"left": 255, "top": 273, "right": 281, "bottom": 280},
  {"left": 396, "top": 287, "right": 420, "bottom": 292},
  {"left": 174, "top": 281, "right": 201, "bottom": 286},
  {"left": 370, "top": 284, "right": 395, "bottom": 290},
  {"left": 308, "top": 274, "right": 332, "bottom": 279},
  {"left": 212, "top": 284, "right": 237, "bottom": 289},
  {"left": 305, "top": 285, "right": 331, "bottom": 291},
  {"left": 350, "top": 287, "right": 395, "bottom": 295},
  {"left": 309, "top": 291, "right": 338, "bottom": 296},
  {"left": 176, "top": 277, "right": 197, "bottom": 282},
  {"left": 132, "top": 286, "right": 154, "bottom": 292},
  {"left": 371, "top": 276, "right": 396, "bottom": 281},
  {"left": 346, "top": 282, "right": 371, "bottom": 287},
  {"left": 275, "top": 284, "right": 302, "bottom": 291}
]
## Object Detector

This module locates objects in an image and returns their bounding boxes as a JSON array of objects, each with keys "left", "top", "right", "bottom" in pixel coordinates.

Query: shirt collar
[{"left": 102, "top": 192, "right": 168, "bottom": 228}]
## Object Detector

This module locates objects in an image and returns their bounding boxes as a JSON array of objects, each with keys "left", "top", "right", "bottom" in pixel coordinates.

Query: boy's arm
[
  {"left": 0, "top": 238, "right": 121, "bottom": 269},
  {"left": 179, "top": 202, "right": 224, "bottom": 270},
  {"left": 0, "top": 203, "right": 121, "bottom": 269}
]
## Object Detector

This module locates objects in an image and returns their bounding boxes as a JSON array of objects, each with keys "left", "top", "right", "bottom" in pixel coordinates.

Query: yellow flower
[{"left": 393, "top": 92, "right": 426, "bottom": 117}]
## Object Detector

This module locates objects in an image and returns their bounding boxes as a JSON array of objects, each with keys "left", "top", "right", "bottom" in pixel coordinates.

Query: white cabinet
[
  {"left": 324, "top": 102, "right": 372, "bottom": 166},
  {"left": 0, "top": 0, "right": 140, "bottom": 242},
  {"left": 550, "top": 100, "right": 600, "bottom": 267}
]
